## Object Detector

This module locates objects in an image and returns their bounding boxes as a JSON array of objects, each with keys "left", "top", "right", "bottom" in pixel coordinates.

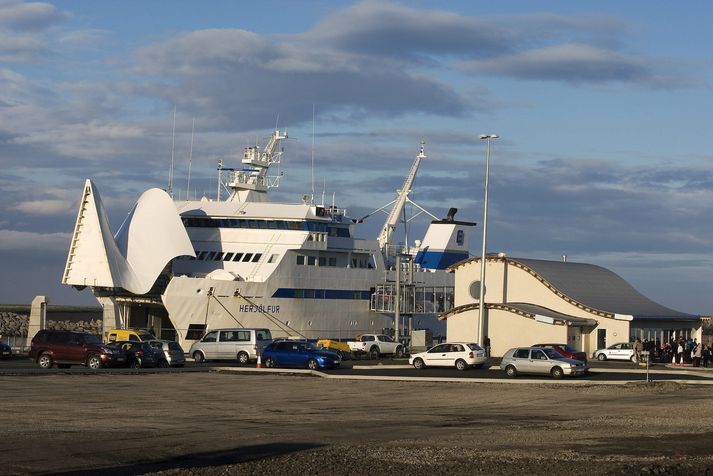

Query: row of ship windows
[
  {"left": 295, "top": 255, "right": 372, "bottom": 268},
  {"left": 272, "top": 288, "right": 371, "bottom": 300},
  {"left": 180, "top": 251, "right": 280, "bottom": 263},
  {"left": 182, "top": 217, "right": 351, "bottom": 237}
]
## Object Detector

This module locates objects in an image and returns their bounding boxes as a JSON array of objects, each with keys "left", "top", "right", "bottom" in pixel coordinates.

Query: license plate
[
  {"left": 1, "top": 351, "right": 8, "bottom": 355},
  {"left": 117, "top": 357, "right": 125, "bottom": 362}
]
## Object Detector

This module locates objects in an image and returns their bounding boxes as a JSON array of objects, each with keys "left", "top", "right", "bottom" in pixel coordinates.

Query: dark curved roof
[{"left": 509, "top": 257, "right": 698, "bottom": 321}]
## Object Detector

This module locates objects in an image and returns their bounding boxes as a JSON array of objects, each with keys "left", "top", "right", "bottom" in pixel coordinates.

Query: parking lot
[{"left": 2, "top": 355, "right": 713, "bottom": 475}]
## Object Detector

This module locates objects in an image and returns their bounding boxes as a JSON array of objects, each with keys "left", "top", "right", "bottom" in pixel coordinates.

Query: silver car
[
  {"left": 500, "top": 347, "right": 587, "bottom": 379},
  {"left": 146, "top": 340, "right": 186, "bottom": 367}
]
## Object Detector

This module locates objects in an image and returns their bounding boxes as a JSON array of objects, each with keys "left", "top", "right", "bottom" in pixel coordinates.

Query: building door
[{"left": 597, "top": 329, "right": 607, "bottom": 350}]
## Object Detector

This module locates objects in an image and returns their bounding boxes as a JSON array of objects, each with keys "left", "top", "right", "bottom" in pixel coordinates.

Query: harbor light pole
[{"left": 477, "top": 134, "right": 498, "bottom": 345}]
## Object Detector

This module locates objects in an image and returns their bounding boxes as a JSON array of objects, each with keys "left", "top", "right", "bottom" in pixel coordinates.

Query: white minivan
[{"left": 189, "top": 328, "right": 273, "bottom": 364}]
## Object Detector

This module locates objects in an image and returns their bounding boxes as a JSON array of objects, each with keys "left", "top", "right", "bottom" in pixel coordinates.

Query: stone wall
[{"left": 0, "top": 312, "right": 103, "bottom": 337}]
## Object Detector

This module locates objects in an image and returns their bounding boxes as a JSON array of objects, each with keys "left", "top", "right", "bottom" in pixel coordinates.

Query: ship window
[
  {"left": 248, "top": 220, "right": 258, "bottom": 228},
  {"left": 214, "top": 252, "right": 224, "bottom": 261},
  {"left": 288, "top": 221, "right": 301, "bottom": 230},
  {"left": 268, "top": 254, "right": 279, "bottom": 263},
  {"left": 307, "top": 256, "right": 316, "bottom": 266},
  {"left": 295, "top": 289, "right": 304, "bottom": 299},
  {"left": 268, "top": 220, "right": 277, "bottom": 229},
  {"left": 351, "top": 258, "right": 357, "bottom": 268},
  {"left": 243, "top": 253, "right": 253, "bottom": 262},
  {"left": 296, "top": 255, "right": 305, "bottom": 265},
  {"left": 223, "top": 252, "right": 234, "bottom": 261},
  {"left": 197, "top": 251, "right": 208, "bottom": 260},
  {"left": 304, "top": 289, "right": 315, "bottom": 298},
  {"left": 328, "top": 257, "right": 337, "bottom": 267},
  {"left": 232, "top": 253, "right": 244, "bottom": 262},
  {"left": 206, "top": 252, "right": 217, "bottom": 261},
  {"left": 258, "top": 220, "right": 267, "bottom": 229},
  {"left": 457, "top": 230, "right": 464, "bottom": 246},
  {"left": 251, "top": 253, "right": 262, "bottom": 262},
  {"left": 318, "top": 257, "right": 326, "bottom": 266}
]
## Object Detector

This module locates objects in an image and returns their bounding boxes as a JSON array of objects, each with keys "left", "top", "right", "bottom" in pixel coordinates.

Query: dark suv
[{"left": 29, "top": 330, "right": 127, "bottom": 369}]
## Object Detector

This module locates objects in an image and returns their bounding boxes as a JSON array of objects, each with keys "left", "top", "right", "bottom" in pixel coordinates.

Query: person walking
[{"left": 703, "top": 345, "right": 711, "bottom": 368}]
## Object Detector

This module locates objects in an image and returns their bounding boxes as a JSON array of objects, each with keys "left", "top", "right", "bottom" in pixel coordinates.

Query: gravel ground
[{"left": 2, "top": 374, "right": 712, "bottom": 475}]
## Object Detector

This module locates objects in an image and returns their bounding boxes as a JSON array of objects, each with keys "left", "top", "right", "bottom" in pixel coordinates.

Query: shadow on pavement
[{"left": 51, "top": 442, "right": 324, "bottom": 476}]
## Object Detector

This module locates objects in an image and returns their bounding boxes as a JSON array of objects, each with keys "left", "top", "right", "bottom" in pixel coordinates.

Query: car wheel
[
  {"left": 265, "top": 357, "right": 276, "bottom": 368},
  {"left": 551, "top": 366, "right": 564, "bottom": 379},
  {"left": 307, "top": 358, "right": 319, "bottom": 370},
  {"left": 369, "top": 346, "right": 380, "bottom": 360},
  {"left": 86, "top": 354, "right": 102, "bottom": 370},
  {"left": 38, "top": 353, "right": 53, "bottom": 369},
  {"left": 455, "top": 359, "right": 467, "bottom": 371},
  {"left": 193, "top": 351, "right": 205, "bottom": 363},
  {"left": 158, "top": 359, "right": 169, "bottom": 368},
  {"left": 413, "top": 358, "right": 425, "bottom": 370},
  {"left": 505, "top": 365, "right": 517, "bottom": 378},
  {"left": 597, "top": 353, "right": 607, "bottom": 361},
  {"left": 238, "top": 351, "right": 250, "bottom": 365},
  {"left": 395, "top": 346, "right": 404, "bottom": 358}
]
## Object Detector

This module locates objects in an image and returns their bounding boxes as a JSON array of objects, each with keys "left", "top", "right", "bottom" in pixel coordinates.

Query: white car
[
  {"left": 409, "top": 342, "right": 487, "bottom": 370},
  {"left": 593, "top": 342, "right": 635, "bottom": 362}
]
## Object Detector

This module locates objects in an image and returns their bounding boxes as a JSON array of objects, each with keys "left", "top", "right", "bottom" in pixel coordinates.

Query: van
[
  {"left": 188, "top": 328, "right": 273, "bottom": 364},
  {"left": 105, "top": 329, "right": 156, "bottom": 343}
]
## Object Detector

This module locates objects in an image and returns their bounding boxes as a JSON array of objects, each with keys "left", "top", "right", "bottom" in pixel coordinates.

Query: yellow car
[
  {"left": 105, "top": 329, "right": 156, "bottom": 344},
  {"left": 316, "top": 339, "right": 351, "bottom": 360}
]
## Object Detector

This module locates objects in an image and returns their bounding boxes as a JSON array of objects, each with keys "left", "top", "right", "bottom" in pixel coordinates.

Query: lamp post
[{"left": 477, "top": 134, "right": 498, "bottom": 345}]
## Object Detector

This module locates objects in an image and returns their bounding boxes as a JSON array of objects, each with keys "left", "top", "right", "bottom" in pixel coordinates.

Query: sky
[{"left": 1, "top": 0, "right": 713, "bottom": 314}]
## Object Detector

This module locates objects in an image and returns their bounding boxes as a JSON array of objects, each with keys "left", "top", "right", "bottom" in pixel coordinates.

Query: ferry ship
[{"left": 61, "top": 130, "right": 475, "bottom": 347}]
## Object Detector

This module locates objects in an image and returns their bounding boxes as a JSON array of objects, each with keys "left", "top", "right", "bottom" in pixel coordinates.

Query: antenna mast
[
  {"left": 187, "top": 118, "right": 195, "bottom": 200},
  {"left": 311, "top": 104, "right": 315, "bottom": 205},
  {"left": 168, "top": 106, "right": 176, "bottom": 197}
]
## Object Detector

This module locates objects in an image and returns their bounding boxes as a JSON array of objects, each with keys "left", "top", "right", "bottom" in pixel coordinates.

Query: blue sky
[{"left": 1, "top": 0, "right": 713, "bottom": 314}]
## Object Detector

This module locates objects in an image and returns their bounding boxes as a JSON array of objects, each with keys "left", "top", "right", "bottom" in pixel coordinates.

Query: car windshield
[
  {"left": 543, "top": 348, "right": 562, "bottom": 359},
  {"left": 467, "top": 343, "right": 483, "bottom": 351},
  {"left": 84, "top": 334, "right": 102, "bottom": 344},
  {"left": 304, "top": 343, "right": 319, "bottom": 352}
]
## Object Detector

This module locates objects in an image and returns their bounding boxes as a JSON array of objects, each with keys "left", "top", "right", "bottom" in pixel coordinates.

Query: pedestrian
[
  {"left": 693, "top": 341, "right": 702, "bottom": 368},
  {"left": 704, "top": 345, "right": 711, "bottom": 368},
  {"left": 632, "top": 339, "right": 640, "bottom": 366},
  {"left": 484, "top": 336, "right": 491, "bottom": 358}
]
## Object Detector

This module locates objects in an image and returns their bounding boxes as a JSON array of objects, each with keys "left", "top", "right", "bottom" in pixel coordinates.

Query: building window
[
  {"left": 307, "top": 256, "right": 316, "bottom": 266},
  {"left": 297, "top": 255, "right": 305, "bottom": 265},
  {"left": 268, "top": 254, "right": 279, "bottom": 263}
]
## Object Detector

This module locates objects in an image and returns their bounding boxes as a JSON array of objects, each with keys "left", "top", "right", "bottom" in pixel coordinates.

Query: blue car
[{"left": 262, "top": 340, "right": 341, "bottom": 370}]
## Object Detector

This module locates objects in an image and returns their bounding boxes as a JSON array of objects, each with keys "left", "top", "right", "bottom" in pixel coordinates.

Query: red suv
[
  {"left": 533, "top": 343, "right": 587, "bottom": 363},
  {"left": 29, "top": 330, "right": 127, "bottom": 369}
]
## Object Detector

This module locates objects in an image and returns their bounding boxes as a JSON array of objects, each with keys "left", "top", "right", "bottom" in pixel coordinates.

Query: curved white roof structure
[{"left": 62, "top": 180, "right": 195, "bottom": 294}]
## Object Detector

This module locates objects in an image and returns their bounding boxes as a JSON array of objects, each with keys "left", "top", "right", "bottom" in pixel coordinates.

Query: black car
[
  {"left": 109, "top": 341, "right": 166, "bottom": 368},
  {"left": 0, "top": 341, "right": 11, "bottom": 360}
]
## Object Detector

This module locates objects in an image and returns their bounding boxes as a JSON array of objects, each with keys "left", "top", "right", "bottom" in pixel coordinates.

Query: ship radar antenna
[
  {"left": 311, "top": 104, "right": 316, "bottom": 205},
  {"left": 168, "top": 106, "right": 176, "bottom": 198},
  {"left": 186, "top": 118, "right": 195, "bottom": 200}
]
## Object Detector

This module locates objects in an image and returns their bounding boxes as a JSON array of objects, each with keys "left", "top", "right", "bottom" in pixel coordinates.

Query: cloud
[
  {"left": 459, "top": 43, "right": 651, "bottom": 84},
  {"left": 0, "top": 1, "right": 68, "bottom": 31},
  {"left": 0, "top": 229, "right": 70, "bottom": 251}
]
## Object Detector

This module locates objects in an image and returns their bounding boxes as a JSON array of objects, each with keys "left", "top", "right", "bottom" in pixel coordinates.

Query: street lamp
[{"left": 477, "top": 134, "right": 498, "bottom": 346}]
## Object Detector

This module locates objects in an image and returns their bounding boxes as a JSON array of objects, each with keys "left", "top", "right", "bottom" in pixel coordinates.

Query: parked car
[
  {"left": 105, "top": 329, "right": 156, "bottom": 343},
  {"left": 109, "top": 341, "right": 164, "bottom": 368},
  {"left": 347, "top": 334, "right": 404, "bottom": 359},
  {"left": 189, "top": 328, "right": 272, "bottom": 364},
  {"left": 409, "top": 342, "right": 487, "bottom": 370},
  {"left": 316, "top": 339, "right": 352, "bottom": 360},
  {"left": 500, "top": 347, "right": 587, "bottom": 379},
  {"left": 593, "top": 342, "right": 635, "bottom": 362},
  {"left": 29, "top": 330, "right": 127, "bottom": 369},
  {"left": 262, "top": 340, "right": 341, "bottom": 370},
  {"left": 533, "top": 343, "right": 587, "bottom": 362},
  {"left": 146, "top": 340, "right": 186, "bottom": 367},
  {"left": 0, "top": 341, "right": 11, "bottom": 360}
]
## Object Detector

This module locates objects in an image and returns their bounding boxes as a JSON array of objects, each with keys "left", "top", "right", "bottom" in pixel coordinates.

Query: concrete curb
[{"left": 210, "top": 367, "right": 713, "bottom": 385}]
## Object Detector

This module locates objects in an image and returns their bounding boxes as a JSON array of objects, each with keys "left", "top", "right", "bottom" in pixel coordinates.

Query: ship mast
[
  {"left": 226, "top": 130, "right": 287, "bottom": 202},
  {"left": 377, "top": 142, "right": 426, "bottom": 257}
]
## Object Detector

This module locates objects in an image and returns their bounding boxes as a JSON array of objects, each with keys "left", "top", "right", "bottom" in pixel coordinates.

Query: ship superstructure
[{"left": 62, "top": 130, "right": 475, "bottom": 347}]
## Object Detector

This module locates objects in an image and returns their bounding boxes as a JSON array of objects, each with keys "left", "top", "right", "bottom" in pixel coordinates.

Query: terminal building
[{"left": 440, "top": 256, "right": 701, "bottom": 357}]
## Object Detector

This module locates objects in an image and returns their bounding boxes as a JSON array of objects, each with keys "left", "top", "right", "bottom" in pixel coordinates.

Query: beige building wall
[
  {"left": 451, "top": 258, "right": 632, "bottom": 356},
  {"left": 487, "top": 310, "right": 569, "bottom": 357}
]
